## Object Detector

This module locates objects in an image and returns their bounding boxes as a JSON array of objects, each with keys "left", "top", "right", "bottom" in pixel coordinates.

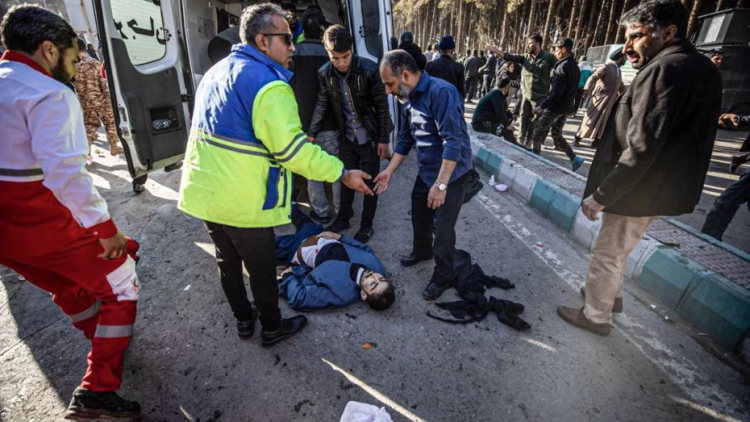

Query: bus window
[
  {"left": 362, "top": 0, "right": 382, "bottom": 59},
  {"left": 111, "top": 0, "right": 167, "bottom": 66}
]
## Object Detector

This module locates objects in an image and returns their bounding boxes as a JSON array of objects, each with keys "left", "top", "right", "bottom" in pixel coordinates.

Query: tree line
[{"left": 393, "top": 0, "right": 748, "bottom": 57}]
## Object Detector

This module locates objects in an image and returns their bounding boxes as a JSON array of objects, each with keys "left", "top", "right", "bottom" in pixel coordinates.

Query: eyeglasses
[{"left": 261, "top": 32, "right": 293, "bottom": 46}]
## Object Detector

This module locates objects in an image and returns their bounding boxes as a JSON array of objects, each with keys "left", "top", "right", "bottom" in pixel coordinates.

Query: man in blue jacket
[{"left": 276, "top": 216, "right": 394, "bottom": 311}]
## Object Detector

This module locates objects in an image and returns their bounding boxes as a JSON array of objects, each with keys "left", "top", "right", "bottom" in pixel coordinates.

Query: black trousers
[
  {"left": 338, "top": 139, "right": 380, "bottom": 228},
  {"left": 411, "top": 173, "right": 467, "bottom": 287},
  {"left": 472, "top": 120, "right": 517, "bottom": 145},
  {"left": 531, "top": 110, "right": 576, "bottom": 160},
  {"left": 465, "top": 77, "right": 480, "bottom": 101},
  {"left": 204, "top": 222, "right": 281, "bottom": 330},
  {"left": 482, "top": 76, "right": 494, "bottom": 96}
]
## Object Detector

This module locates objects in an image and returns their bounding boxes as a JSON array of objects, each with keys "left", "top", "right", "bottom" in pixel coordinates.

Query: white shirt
[
  {"left": 292, "top": 236, "right": 341, "bottom": 268},
  {"left": 0, "top": 59, "right": 112, "bottom": 229}
]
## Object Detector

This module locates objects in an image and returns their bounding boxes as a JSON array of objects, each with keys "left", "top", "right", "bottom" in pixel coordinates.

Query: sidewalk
[{"left": 470, "top": 129, "right": 750, "bottom": 357}]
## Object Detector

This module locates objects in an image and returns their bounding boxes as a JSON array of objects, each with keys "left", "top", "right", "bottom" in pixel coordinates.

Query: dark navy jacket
[{"left": 275, "top": 222, "right": 386, "bottom": 311}]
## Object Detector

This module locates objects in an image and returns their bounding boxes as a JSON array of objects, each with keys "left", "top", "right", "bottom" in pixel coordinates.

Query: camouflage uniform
[{"left": 74, "top": 55, "right": 122, "bottom": 154}]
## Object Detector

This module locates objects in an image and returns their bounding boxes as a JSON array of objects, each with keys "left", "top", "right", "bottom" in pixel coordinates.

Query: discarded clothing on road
[{"left": 427, "top": 249, "right": 531, "bottom": 331}]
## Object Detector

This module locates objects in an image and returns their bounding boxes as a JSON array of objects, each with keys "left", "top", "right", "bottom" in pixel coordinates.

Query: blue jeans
[{"left": 701, "top": 172, "right": 750, "bottom": 241}]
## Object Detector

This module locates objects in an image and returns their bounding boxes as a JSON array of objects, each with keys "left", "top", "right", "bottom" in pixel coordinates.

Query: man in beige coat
[{"left": 574, "top": 48, "right": 627, "bottom": 148}]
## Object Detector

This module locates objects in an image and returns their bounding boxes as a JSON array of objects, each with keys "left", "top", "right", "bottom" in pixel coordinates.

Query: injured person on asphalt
[{"left": 275, "top": 213, "right": 395, "bottom": 312}]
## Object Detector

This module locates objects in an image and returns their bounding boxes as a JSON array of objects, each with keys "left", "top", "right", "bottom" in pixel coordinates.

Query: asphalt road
[
  {"left": 0, "top": 138, "right": 749, "bottom": 422},
  {"left": 463, "top": 103, "right": 750, "bottom": 254}
]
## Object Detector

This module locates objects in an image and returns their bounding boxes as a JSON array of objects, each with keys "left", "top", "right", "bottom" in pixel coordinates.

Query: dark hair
[
  {"left": 323, "top": 24, "right": 352, "bottom": 52},
  {"left": 1, "top": 5, "right": 76, "bottom": 55},
  {"left": 473, "top": 49, "right": 478, "bottom": 56},
  {"left": 581, "top": 55, "right": 588, "bottom": 61},
  {"left": 280, "top": 2, "right": 296, "bottom": 13},
  {"left": 381, "top": 49, "right": 419, "bottom": 76},
  {"left": 529, "top": 34, "right": 543, "bottom": 44},
  {"left": 710, "top": 50, "right": 723, "bottom": 57},
  {"left": 76, "top": 37, "right": 86, "bottom": 51},
  {"left": 240, "top": 3, "right": 287, "bottom": 46},
  {"left": 497, "top": 77, "right": 510, "bottom": 89},
  {"left": 620, "top": 0, "right": 687, "bottom": 39},
  {"left": 366, "top": 282, "right": 395, "bottom": 311},
  {"left": 301, "top": 9, "right": 325, "bottom": 39}
]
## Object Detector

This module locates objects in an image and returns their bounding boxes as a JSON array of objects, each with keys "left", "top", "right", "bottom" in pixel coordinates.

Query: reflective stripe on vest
[
  {"left": 0, "top": 168, "right": 43, "bottom": 177},
  {"left": 95, "top": 324, "right": 134, "bottom": 338},
  {"left": 67, "top": 300, "right": 101, "bottom": 323}
]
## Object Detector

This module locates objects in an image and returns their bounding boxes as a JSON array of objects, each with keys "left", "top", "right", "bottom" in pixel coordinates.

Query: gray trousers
[{"left": 308, "top": 130, "right": 341, "bottom": 217}]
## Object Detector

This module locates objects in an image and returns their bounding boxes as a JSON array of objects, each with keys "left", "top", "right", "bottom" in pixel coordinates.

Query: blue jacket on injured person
[{"left": 275, "top": 216, "right": 391, "bottom": 312}]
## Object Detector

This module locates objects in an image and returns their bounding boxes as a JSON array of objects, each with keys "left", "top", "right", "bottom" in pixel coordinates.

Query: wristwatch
[{"left": 435, "top": 182, "right": 447, "bottom": 191}]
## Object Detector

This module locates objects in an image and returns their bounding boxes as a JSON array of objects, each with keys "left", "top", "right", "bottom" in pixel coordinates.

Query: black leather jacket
[{"left": 309, "top": 55, "right": 391, "bottom": 144}]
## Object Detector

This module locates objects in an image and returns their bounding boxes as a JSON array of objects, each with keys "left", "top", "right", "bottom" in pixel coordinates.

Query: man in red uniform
[{"left": 0, "top": 5, "right": 141, "bottom": 419}]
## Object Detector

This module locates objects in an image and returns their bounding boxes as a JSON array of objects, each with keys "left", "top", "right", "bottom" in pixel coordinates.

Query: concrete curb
[{"left": 471, "top": 138, "right": 750, "bottom": 353}]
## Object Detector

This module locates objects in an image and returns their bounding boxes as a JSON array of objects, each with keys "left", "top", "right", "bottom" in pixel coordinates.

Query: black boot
[
  {"left": 400, "top": 252, "right": 433, "bottom": 267},
  {"left": 261, "top": 315, "right": 308, "bottom": 347},
  {"left": 236, "top": 303, "right": 259, "bottom": 340},
  {"left": 64, "top": 388, "right": 142, "bottom": 420},
  {"left": 326, "top": 218, "right": 351, "bottom": 233},
  {"left": 423, "top": 282, "right": 451, "bottom": 301}
]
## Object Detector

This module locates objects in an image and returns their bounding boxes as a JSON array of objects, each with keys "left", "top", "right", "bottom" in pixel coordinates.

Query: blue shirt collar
[
  {"left": 232, "top": 43, "right": 294, "bottom": 82},
  {"left": 412, "top": 71, "right": 431, "bottom": 97}
]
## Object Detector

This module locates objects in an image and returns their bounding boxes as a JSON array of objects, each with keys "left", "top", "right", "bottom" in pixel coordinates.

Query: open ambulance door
[
  {"left": 92, "top": 0, "right": 190, "bottom": 180},
  {"left": 348, "top": 0, "right": 399, "bottom": 148}
]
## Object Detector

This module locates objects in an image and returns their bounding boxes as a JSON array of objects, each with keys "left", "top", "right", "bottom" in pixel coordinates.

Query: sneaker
[
  {"left": 580, "top": 287, "right": 622, "bottom": 313},
  {"left": 572, "top": 156, "right": 584, "bottom": 172},
  {"left": 423, "top": 282, "right": 451, "bottom": 301},
  {"left": 354, "top": 226, "right": 374, "bottom": 243},
  {"left": 261, "top": 315, "right": 308, "bottom": 347},
  {"left": 400, "top": 252, "right": 433, "bottom": 267},
  {"left": 557, "top": 306, "right": 611, "bottom": 336},
  {"left": 729, "top": 155, "right": 749, "bottom": 174},
  {"left": 109, "top": 146, "right": 124, "bottom": 156},
  {"left": 236, "top": 303, "right": 259, "bottom": 340},
  {"left": 64, "top": 388, "right": 142, "bottom": 420},
  {"left": 132, "top": 183, "right": 145, "bottom": 194},
  {"left": 326, "top": 219, "right": 351, "bottom": 233},
  {"left": 309, "top": 210, "right": 331, "bottom": 224}
]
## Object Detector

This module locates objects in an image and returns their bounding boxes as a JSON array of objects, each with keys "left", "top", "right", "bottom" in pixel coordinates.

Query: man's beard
[
  {"left": 397, "top": 81, "right": 411, "bottom": 104},
  {"left": 51, "top": 61, "right": 73, "bottom": 84}
]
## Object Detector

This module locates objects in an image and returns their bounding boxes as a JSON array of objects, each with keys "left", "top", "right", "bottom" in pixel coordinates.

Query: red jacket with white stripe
[{"left": 0, "top": 51, "right": 118, "bottom": 259}]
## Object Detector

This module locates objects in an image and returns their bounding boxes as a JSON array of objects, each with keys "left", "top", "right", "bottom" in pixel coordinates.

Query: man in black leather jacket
[{"left": 308, "top": 25, "right": 390, "bottom": 243}]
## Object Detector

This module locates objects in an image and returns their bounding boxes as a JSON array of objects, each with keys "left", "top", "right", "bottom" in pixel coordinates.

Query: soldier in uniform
[{"left": 74, "top": 38, "right": 123, "bottom": 159}]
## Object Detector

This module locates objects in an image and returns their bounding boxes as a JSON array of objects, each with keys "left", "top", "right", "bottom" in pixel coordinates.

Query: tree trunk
[
  {"left": 615, "top": 0, "right": 634, "bottom": 43},
  {"left": 528, "top": 0, "right": 539, "bottom": 37},
  {"left": 575, "top": 0, "right": 591, "bottom": 45},
  {"left": 567, "top": 0, "right": 579, "bottom": 38},
  {"left": 500, "top": 0, "right": 509, "bottom": 48},
  {"left": 519, "top": 0, "right": 531, "bottom": 45},
  {"left": 604, "top": 0, "right": 619, "bottom": 45},
  {"left": 715, "top": 0, "right": 725, "bottom": 11},
  {"left": 592, "top": 0, "right": 608, "bottom": 47},
  {"left": 584, "top": 0, "right": 599, "bottom": 50},
  {"left": 687, "top": 0, "right": 702, "bottom": 38},
  {"left": 545, "top": 0, "right": 560, "bottom": 44}
]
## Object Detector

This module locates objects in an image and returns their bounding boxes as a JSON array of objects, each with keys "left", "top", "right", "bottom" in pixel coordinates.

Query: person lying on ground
[{"left": 275, "top": 216, "right": 395, "bottom": 312}]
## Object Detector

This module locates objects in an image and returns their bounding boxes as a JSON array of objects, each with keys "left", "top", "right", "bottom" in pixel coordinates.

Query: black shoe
[
  {"left": 354, "top": 226, "right": 374, "bottom": 243},
  {"left": 573, "top": 136, "right": 581, "bottom": 147},
  {"left": 164, "top": 161, "right": 183, "bottom": 172},
  {"left": 261, "top": 315, "right": 308, "bottom": 347},
  {"left": 423, "top": 282, "right": 451, "bottom": 301},
  {"left": 309, "top": 210, "right": 331, "bottom": 224},
  {"left": 326, "top": 219, "right": 351, "bottom": 233},
  {"left": 400, "top": 252, "right": 433, "bottom": 267},
  {"left": 729, "top": 155, "right": 748, "bottom": 174},
  {"left": 64, "top": 388, "right": 142, "bottom": 420},
  {"left": 132, "top": 183, "right": 145, "bottom": 194},
  {"left": 236, "top": 303, "right": 258, "bottom": 340}
]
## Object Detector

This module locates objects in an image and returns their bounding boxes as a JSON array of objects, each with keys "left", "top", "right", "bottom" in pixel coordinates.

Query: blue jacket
[
  {"left": 275, "top": 222, "right": 386, "bottom": 311},
  {"left": 395, "top": 72, "right": 473, "bottom": 186}
]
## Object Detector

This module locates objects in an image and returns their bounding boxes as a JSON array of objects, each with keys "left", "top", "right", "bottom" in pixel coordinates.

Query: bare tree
[{"left": 687, "top": 0, "right": 703, "bottom": 37}]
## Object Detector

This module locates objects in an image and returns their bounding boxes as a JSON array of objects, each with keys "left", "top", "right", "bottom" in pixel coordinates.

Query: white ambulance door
[
  {"left": 92, "top": 0, "right": 189, "bottom": 179},
  {"left": 348, "top": 0, "right": 399, "bottom": 147}
]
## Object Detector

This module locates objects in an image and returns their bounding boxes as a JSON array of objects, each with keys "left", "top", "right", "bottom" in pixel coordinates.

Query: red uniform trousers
[{"left": 0, "top": 235, "right": 139, "bottom": 392}]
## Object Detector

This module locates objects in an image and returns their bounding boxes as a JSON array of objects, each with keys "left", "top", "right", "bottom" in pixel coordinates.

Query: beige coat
[{"left": 577, "top": 63, "right": 625, "bottom": 140}]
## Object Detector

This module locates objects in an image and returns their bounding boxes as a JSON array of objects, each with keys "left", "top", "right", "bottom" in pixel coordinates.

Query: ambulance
[{"left": 87, "top": 0, "right": 396, "bottom": 188}]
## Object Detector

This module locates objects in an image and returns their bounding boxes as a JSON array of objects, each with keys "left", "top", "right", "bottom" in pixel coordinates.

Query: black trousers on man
[
  {"left": 411, "top": 172, "right": 468, "bottom": 287},
  {"left": 465, "top": 77, "right": 480, "bottom": 101},
  {"left": 204, "top": 222, "right": 281, "bottom": 331},
  {"left": 338, "top": 139, "right": 379, "bottom": 229}
]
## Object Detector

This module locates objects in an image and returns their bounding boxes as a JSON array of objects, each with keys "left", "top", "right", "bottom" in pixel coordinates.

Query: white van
[{"left": 90, "top": 0, "right": 396, "bottom": 184}]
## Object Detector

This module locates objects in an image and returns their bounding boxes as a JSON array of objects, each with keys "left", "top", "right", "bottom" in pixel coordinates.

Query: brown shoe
[
  {"left": 557, "top": 306, "right": 611, "bottom": 336},
  {"left": 580, "top": 287, "right": 622, "bottom": 313}
]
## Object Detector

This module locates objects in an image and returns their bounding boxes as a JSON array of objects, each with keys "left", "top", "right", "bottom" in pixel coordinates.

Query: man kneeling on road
[
  {"left": 557, "top": 0, "right": 722, "bottom": 336},
  {"left": 275, "top": 214, "right": 394, "bottom": 311},
  {"left": 178, "top": 3, "right": 372, "bottom": 347},
  {"left": 375, "top": 50, "right": 473, "bottom": 301}
]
